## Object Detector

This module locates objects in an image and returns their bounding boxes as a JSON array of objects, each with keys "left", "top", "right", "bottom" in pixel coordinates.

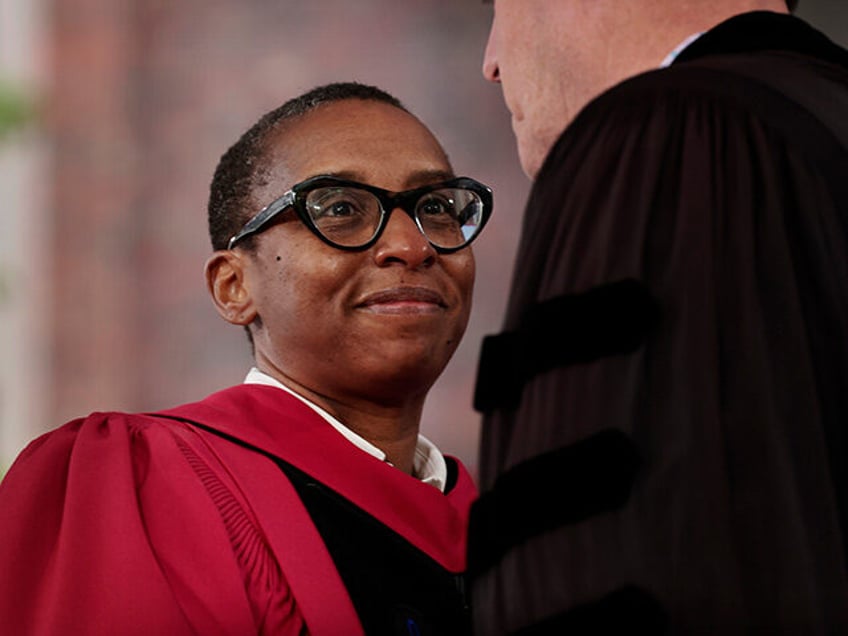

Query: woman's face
[{"left": 243, "top": 99, "right": 475, "bottom": 410}]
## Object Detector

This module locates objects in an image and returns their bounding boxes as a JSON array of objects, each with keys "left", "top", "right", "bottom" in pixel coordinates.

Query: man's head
[
  {"left": 482, "top": 0, "right": 794, "bottom": 179},
  {"left": 205, "top": 84, "right": 487, "bottom": 407}
]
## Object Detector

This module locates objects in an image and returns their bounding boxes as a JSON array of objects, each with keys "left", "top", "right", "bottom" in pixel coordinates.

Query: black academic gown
[{"left": 471, "top": 12, "right": 848, "bottom": 635}]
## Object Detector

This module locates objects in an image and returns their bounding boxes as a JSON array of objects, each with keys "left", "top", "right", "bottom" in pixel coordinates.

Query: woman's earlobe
[{"left": 204, "top": 251, "right": 257, "bottom": 326}]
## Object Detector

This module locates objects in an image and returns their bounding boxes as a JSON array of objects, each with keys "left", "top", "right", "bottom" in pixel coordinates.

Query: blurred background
[{"left": 0, "top": 0, "right": 845, "bottom": 476}]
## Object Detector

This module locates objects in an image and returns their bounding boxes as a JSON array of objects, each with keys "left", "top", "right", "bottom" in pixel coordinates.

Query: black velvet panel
[
  {"left": 474, "top": 280, "right": 659, "bottom": 412},
  {"left": 467, "top": 429, "right": 641, "bottom": 578}
]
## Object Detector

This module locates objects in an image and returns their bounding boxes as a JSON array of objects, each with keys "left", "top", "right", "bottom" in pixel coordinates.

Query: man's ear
[{"left": 204, "top": 250, "right": 258, "bottom": 326}]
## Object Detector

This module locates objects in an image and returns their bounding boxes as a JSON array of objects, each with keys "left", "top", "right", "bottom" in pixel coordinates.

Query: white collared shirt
[
  {"left": 244, "top": 368, "right": 448, "bottom": 492},
  {"left": 660, "top": 32, "right": 705, "bottom": 68}
]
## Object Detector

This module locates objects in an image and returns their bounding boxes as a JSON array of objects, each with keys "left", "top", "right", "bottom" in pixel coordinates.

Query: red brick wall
[{"left": 49, "top": 0, "right": 145, "bottom": 415}]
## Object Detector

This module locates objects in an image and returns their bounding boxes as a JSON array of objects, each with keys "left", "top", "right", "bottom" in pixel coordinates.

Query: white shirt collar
[
  {"left": 243, "top": 368, "right": 448, "bottom": 492},
  {"left": 660, "top": 32, "right": 704, "bottom": 68}
]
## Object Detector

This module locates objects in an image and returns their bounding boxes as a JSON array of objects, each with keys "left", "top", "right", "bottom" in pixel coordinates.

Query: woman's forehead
[{"left": 259, "top": 100, "right": 452, "bottom": 194}]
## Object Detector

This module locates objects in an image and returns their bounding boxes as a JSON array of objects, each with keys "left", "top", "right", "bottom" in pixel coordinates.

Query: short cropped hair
[{"left": 207, "top": 82, "right": 408, "bottom": 251}]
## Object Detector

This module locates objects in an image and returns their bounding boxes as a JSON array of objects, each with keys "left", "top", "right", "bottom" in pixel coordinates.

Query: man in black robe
[{"left": 471, "top": 1, "right": 848, "bottom": 633}]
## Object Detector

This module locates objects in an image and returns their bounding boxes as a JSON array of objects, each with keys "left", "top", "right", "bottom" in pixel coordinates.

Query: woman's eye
[
  {"left": 308, "top": 189, "right": 371, "bottom": 219},
  {"left": 419, "top": 197, "right": 453, "bottom": 217},
  {"left": 326, "top": 200, "right": 358, "bottom": 216}
]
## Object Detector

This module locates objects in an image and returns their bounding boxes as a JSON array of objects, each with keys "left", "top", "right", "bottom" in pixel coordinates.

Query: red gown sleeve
[{"left": 0, "top": 412, "right": 305, "bottom": 635}]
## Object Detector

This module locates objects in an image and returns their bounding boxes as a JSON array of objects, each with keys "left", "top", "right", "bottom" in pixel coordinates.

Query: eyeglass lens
[{"left": 304, "top": 186, "right": 485, "bottom": 249}]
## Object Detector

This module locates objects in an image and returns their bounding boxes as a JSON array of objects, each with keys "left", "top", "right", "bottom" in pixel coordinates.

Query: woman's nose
[{"left": 372, "top": 209, "right": 437, "bottom": 269}]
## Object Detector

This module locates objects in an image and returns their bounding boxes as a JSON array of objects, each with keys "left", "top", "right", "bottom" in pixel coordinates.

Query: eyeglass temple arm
[{"left": 227, "top": 191, "right": 296, "bottom": 250}]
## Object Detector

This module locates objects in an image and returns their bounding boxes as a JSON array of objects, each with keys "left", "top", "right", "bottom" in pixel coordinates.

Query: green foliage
[
  {"left": 0, "top": 81, "right": 34, "bottom": 140},
  {"left": 0, "top": 267, "right": 9, "bottom": 307}
]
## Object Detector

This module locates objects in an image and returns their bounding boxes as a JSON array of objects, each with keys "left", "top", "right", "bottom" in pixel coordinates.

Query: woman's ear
[{"left": 204, "top": 250, "right": 258, "bottom": 326}]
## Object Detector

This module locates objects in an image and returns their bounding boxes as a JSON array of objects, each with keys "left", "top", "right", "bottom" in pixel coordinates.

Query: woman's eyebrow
[
  {"left": 403, "top": 169, "right": 456, "bottom": 189},
  {"left": 309, "top": 169, "right": 457, "bottom": 190}
]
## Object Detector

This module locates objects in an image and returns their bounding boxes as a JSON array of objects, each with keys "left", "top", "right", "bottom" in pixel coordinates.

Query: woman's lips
[{"left": 356, "top": 286, "right": 446, "bottom": 314}]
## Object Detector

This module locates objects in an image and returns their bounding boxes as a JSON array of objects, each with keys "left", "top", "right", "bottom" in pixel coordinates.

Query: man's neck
[{"left": 628, "top": 1, "right": 791, "bottom": 70}]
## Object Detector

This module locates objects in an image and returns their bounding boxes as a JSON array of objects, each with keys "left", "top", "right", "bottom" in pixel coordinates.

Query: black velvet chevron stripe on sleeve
[
  {"left": 474, "top": 279, "right": 659, "bottom": 413},
  {"left": 467, "top": 428, "right": 641, "bottom": 578}
]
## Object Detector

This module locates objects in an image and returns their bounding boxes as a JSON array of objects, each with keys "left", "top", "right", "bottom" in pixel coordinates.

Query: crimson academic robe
[
  {"left": 0, "top": 384, "right": 476, "bottom": 635},
  {"left": 471, "top": 12, "right": 848, "bottom": 635}
]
